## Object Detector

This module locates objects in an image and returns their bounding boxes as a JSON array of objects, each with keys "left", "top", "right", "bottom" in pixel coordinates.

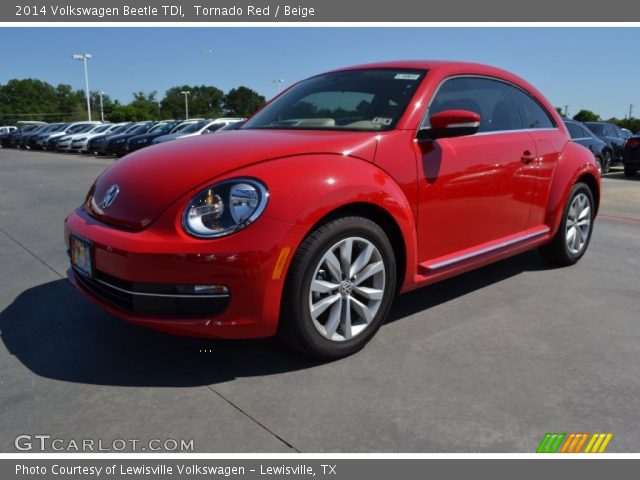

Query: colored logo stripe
[
  {"left": 584, "top": 433, "right": 613, "bottom": 453},
  {"left": 537, "top": 433, "right": 565, "bottom": 453},
  {"left": 537, "top": 433, "right": 613, "bottom": 453}
]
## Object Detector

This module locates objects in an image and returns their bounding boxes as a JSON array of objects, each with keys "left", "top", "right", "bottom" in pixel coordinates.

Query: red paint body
[{"left": 64, "top": 61, "right": 600, "bottom": 338}]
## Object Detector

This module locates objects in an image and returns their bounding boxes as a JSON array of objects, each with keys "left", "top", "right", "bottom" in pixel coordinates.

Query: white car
[
  {"left": 0, "top": 126, "right": 17, "bottom": 134},
  {"left": 70, "top": 123, "right": 126, "bottom": 153},
  {"left": 55, "top": 124, "right": 104, "bottom": 151},
  {"left": 152, "top": 118, "right": 245, "bottom": 144},
  {"left": 40, "top": 121, "right": 102, "bottom": 149}
]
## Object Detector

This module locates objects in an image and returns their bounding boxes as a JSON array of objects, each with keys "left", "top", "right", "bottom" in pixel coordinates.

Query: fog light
[{"left": 176, "top": 285, "right": 229, "bottom": 295}]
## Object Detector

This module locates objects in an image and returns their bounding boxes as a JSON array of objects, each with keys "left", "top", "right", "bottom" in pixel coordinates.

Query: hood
[{"left": 89, "top": 129, "right": 379, "bottom": 230}]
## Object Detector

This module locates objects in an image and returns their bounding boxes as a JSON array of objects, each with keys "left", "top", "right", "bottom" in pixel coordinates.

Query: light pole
[
  {"left": 272, "top": 79, "right": 284, "bottom": 95},
  {"left": 99, "top": 91, "right": 105, "bottom": 122},
  {"left": 180, "top": 90, "right": 191, "bottom": 119},
  {"left": 72, "top": 53, "right": 92, "bottom": 121}
]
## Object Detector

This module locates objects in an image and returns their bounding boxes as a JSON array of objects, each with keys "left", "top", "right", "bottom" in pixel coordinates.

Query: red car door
[{"left": 415, "top": 76, "right": 539, "bottom": 267}]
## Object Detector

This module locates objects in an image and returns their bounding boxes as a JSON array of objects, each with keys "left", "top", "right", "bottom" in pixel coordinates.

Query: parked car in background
[
  {"left": 216, "top": 121, "right": 245, "bottom": 132},
  {"left": 2, "top": 123, "right": 45, "bottom": 148},
  {"left": 564, "top": 119, "right": 610, "bottom": 174},
  {"left": 69, "top": 124, "right": 119, "bottom": 153},
  {"left": 86, "top": 123, "right": 133, "bottom": 154},
  {"left": 22, "top": 123, "right": 66, "bottom": 149},
  {"left": 126, "top": 120, "right": 183, "bottom": 153},
  {"left": 151, "top": 119, "right": 210, "bottom": 145},
  {"left": 151, "top": 118, "right": 244, "bottom": 145},
  {"left": 29, "top": 123, "right": 69, "bottom": 149},
  {"left": 622, "top": 135, "right": 640, "bottom": 177},
  {"left": 0, "top": 126, "right": 16, "bottom": 134},
  {"left": 55, "top": 124, "right": 103, "bottom": 151},
  {"left": 584, "top": 121, "right": 628, "bottom": 166},
  {"left": 65, "top": 61, "right": 600, "bottom": 359},
  {"left": 105, "top": 121, "right": 156, "bottom": 156},
  {"left": 17, "top": 124, "right": 50, "bottom": 148},
  {"left": 42, "top": 121, "right": 102, "bottom": 150},
  {"left": 621, "top": 128, "right": 633, "bottom": 140}
]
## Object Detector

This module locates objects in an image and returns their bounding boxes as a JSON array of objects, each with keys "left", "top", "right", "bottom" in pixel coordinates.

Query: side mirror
[{"left": 417, "top": 109, "right": 481, "bottom": 141}]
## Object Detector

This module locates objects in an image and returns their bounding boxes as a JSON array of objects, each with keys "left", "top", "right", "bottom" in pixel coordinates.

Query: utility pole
[
  {"left": 564, "top": 105, "right": 569, "bottom": 118},
  {"left": 180, "top": 91, "right": 191, "bottom": 119},
  {"left": 99, "top": 91, "right": 105, "bottom": 122},
  {"left": 72, "top": 53, "right": 92, "bottom": 121},
  {"left": 629, "top": 104, "right": 634, "bottom": 119}
]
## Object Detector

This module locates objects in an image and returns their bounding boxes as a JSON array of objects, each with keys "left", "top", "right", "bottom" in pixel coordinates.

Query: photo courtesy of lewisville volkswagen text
[{"left": 1, "top": 0, "right": 640, "bottom": 477}]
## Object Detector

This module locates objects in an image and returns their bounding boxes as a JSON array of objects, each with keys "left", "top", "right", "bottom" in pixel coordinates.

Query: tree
[
  {"left": 161, "top": 85, "right": 224, "bottom": 119},
  {"left": 0, "top": 78, "right": 87, "bottom": 123},
  {"left": 224, "top": 86, "right": 266, "bottom": 117},
  {"left": 573, "top": 109, "right": 600, "bottom": 122}
]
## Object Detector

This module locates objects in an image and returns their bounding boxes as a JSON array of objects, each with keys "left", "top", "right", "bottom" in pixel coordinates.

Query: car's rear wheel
[
  {"left": 279, "top": 216, "right": 396, "bottom": 359},
  {"left": 539, "top": 182, "right": 594, "bottom": 266},
  {"left": 624, "top": 166, "right": 637, "bottom": 177}
]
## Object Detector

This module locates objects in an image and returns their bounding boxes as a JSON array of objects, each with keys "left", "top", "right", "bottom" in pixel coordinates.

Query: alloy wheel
[
  {"left": 308, "top": 237, "right": 386, "bottom": 342},
  {"left": 566, "top": 193, "right": 591, "bottom": 255}
]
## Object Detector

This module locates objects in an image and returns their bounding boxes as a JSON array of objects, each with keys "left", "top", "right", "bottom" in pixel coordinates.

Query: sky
[{"left": 0, "top": 27, "right": 638, "bottom": 119}]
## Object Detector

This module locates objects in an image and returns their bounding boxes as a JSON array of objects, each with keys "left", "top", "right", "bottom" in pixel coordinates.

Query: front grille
[{"left": 74, "top": 269, "right": 230, "bottom": 317}]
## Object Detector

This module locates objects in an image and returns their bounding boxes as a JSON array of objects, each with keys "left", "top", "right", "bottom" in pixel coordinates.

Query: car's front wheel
[
  {"left": 539, "top": 182, "right": 595, "bottom": 266},
  {"left": 602, "top": 150, "right": 612, "bottom": 174},
  {"left": 279, "top": 216, "right": 396, "bottom": 359}
]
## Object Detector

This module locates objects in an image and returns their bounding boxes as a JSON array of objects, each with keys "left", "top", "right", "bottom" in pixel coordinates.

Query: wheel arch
[
  {"left": 544, "top": 141, "right": 601, "bottom": 235},
  {"left": 298, "top": 202, "right": 408, "bottom": 295}
]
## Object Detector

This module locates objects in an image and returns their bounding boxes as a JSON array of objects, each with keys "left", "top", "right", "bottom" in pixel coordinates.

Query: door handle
[{"left": 521, "top": 150, "right": 536, "bottom": 164}]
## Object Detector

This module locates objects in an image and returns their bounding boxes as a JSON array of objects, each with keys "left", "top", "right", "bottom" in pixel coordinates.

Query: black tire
[
  {"left": 602, "top": 150, "right": 612, "bottom": 174},
  {"left": 279, "top": 216, "right": 397, "bottom": 360},
  {"left": 595, "top": 156, "right": 604, "bottom": 175},
  {"left": 624, "top": 166, "right": 637, "bottom": 177},
  {"left": 539, "top": 182, "right": 595, "bottom": 266}
]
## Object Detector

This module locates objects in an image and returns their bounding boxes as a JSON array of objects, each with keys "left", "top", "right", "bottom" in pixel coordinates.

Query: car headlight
[{"left": 182, "top": 178, "right": 268, "bottom": 238}]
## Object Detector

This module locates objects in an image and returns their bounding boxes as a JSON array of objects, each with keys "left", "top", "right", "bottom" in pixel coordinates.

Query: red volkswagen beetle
[{"left": 65, "top": 61, "right": 600, "bottom": 359}]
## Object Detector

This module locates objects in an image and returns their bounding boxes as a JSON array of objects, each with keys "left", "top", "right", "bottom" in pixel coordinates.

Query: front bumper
[
  {"left": 623, "top": 149, "right": 640, "bottom": 168},
  {"left": 64, "top": 207, "right": 303, "bottom": 339},
  {"left": 108, "top": 142, "right": 129, "bottom": 156}
]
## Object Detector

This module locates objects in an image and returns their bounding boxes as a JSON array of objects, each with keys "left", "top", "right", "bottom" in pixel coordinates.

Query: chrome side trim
[
  {"left": 73, "top": 268, "right": 229, "bottom": 299},
  {"left": 425, "top": 227, "right": 551, "bottom": 271}
]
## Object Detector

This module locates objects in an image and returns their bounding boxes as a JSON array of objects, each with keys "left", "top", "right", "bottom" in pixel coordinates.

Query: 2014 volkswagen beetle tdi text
[{"left": 65, "top": 61, "right": 600, "bottom": 359}]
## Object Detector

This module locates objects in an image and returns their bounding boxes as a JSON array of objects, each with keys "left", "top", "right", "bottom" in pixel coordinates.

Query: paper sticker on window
[
  {"left": 372, "top": 117, "right": 393, "bottom": 126},
  {"left": 394, "top": 73, "right": 421, "bottom": 80}
]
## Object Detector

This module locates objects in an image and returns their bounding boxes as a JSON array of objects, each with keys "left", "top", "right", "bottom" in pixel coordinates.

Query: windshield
[
  {"left": 91, "top": 125, "right": 111, "bottom": 133},
  {"left": 171, "top": 122, "right": 196, "bottom": 133},
  {"left": 584, "top": 123, "right": 605, "bottom": 135},
  {"left": 179, "top": 120, "right": 209, "bottom": 134},
  {"left": 129, "top": 124, "right": 151, "bottom": 134},
  {"left": 243, "top": 68, "right": 427, "bottom": 131},
  {"left": 109, "top": 124, "right": 129, "bottom": 134},
  {"left": 149, "top": 123, "right": 174, "bottom": 133}
]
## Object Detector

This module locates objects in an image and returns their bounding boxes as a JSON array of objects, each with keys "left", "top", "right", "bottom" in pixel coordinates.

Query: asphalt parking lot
[{"left": 1, "top": 148, "right": 639, "bottom": 453}]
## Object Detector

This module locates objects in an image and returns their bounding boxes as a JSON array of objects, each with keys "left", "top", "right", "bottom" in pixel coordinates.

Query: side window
[
  {"left": 511, "top": 89, "right": 555, "bottom": 129},
  {"left": 566, "top": 123, "right": 583, "bottom": 139},
  {"left": 605, "top": 125, "right": 616, "bottom": 137},
  {"left": 428, "top": 77, "right": 521, "bottom": 133},
  {"left": 581, "top": 126, "right": 593, "bottom": 138}
]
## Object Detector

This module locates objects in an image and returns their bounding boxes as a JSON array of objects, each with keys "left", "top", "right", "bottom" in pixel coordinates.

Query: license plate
[{"left": 70, "top": 235, "right": 93, "bottom": 277}]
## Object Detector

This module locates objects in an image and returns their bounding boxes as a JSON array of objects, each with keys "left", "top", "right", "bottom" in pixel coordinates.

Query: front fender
[
  {"left": 545, "top": 141, "right": 601, "bottom": 235},
  {"left": 234, "top": 154, "right": 419, "bottom": 291}
]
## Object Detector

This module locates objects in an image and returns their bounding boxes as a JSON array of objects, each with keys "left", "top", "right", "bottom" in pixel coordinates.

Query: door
[{"left": 416, "top": 76, "right": 538, "bottom": 264}]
